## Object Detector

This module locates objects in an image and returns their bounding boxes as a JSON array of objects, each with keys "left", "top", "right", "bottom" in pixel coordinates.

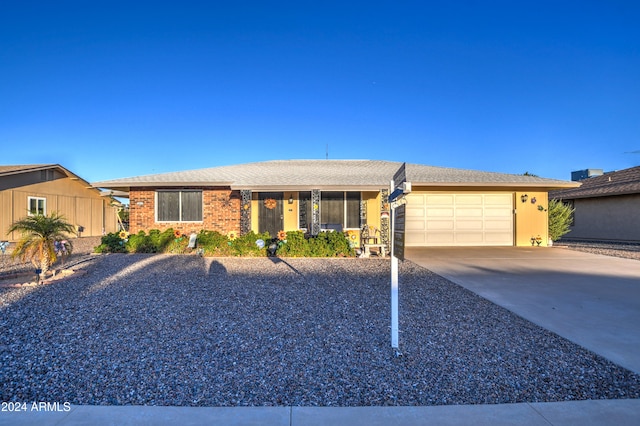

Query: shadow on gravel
[{"left": 1, "top": 255, "right": 639, "bottom": 407}]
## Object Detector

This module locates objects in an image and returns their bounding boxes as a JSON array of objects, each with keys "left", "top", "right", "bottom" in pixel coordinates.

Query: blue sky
[{"left": 2, "top": 1, "right": 639, "bottom": 183}]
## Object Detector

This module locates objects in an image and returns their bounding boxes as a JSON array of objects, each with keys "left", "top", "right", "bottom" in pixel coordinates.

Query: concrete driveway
[{"left": 405, "top": 246, "right": 640, "bottom": 375}]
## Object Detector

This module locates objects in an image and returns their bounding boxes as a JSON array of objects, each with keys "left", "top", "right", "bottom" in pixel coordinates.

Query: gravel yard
[{"left": 1, "top": 254, "right": 639, "bottom": 406}]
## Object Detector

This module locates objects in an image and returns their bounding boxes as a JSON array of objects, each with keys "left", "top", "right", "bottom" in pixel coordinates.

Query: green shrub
[
  {"left": 548, "top": 199, "right": 575, "bottom": 241},
  {"left": 326, "top": 231, "right": 354, "bottom": 257},
  {"left": 148, "top": 229, "right": 176, "bottom": 252},
  {"left": 230, "top": 231, "right": 270, "bottom": 257},
  {"left": 278, "top": 231, "right": 355, "bottom": 257},
  {"left": 195, "top": 230, "right": 230, "bottom": 256},
  {"left": 95, "top": 232, "right": 127, "bottom": 253},
  {"left": 276, "top": 231, "right": 309, "bottom": 257},
  {"left": 95, "top": 228, "right": 355, "bottom": 258},
  {"left": 126, "top": 231, "right": 156, "bottom": 253}
]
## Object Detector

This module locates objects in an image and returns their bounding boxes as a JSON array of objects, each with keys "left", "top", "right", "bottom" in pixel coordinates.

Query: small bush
[
  {"left": 278, "top": 231, "right": 355, "bottom": 257},
  {"left": 126, "top": 231, "right": 156, "bottom": 253},
  {"left": 196, "top": 230, "right": 231, "bottom": 256},
  {"left": 326, "top": 231, "right": 354, "bottom": 257},
  {"left": 276, "top": 231, "right": 309, "bottom": 257},
  {"left": 548, "top": 199, "right": 575, "bottom": 241},
  {"left": 230, "top": 231, "right": 270, "bottom": 257},
  {"left": 95, "top": 232, "right": 127, "bottom": 253},
  {"left": 148, "top": 229, "right": 176, "bottom": 252}
]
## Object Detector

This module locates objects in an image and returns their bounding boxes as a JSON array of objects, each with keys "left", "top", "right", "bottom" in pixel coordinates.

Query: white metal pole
[{"left": 390, "top": 180, "right": 399, "bottom": 349}]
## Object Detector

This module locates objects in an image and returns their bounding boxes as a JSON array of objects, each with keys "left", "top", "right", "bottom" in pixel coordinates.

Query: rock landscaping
[{"left": 1, "top": 254, "right": 639, "bottom": 406}]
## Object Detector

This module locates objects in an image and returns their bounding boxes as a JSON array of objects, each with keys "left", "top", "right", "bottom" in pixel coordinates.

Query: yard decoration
[
  {"left": 264, "top": 198, "right": 277, "bottom": 209},
  {"left": 7, "top": 212, "right": 75, "bottom": 281}
]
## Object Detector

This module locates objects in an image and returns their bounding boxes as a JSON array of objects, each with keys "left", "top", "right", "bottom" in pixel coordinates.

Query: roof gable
[
  {"left": 0, "top": 164, "right": 55, "bottom": 176},
  {"left": 0, "top": 164, "right": 99, "bottom": 194}
]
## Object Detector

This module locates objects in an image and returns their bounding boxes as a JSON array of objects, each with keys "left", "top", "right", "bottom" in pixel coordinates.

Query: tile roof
[
  {"left": 550, "top": 166, "right": 640, "bottom": 199},
  {"left": 93, "top": 160, "right": 577, "bottom": 192}
]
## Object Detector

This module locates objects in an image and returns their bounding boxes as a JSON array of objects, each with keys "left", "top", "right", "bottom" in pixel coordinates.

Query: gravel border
[
  {"left": 1, "top": 254, "right": 639, "bottom": 406},
  {"left": 555, "top": 240, "right": 640, "bottom": 261}
]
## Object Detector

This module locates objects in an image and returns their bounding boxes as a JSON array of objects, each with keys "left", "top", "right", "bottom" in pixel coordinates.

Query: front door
[{"left": 258, "top": 192, "right": 284, "bottom": 238}]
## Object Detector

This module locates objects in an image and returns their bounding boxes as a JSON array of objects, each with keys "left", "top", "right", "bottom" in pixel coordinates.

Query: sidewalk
[{"left": 1, "top": 399, "right": 639, "bottom": 425}]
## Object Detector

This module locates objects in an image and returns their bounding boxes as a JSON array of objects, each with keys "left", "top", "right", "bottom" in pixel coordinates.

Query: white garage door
[{"left": 405, "top": 193, "right": 514, "bottom": 246}]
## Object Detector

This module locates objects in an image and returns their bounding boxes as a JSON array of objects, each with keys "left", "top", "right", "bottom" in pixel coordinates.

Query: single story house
[
  {"left": 550, "top": 165, "right": 640, "bottom": 242},
  {"left": 92, "top": 160, "right": 578, "bottom": 247},
  {"left": 1, "top": 164, "right": 120, "bottom": 242}
]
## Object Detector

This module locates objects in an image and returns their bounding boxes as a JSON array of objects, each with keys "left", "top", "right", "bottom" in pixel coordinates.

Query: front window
[
  {"left": 156, "top": 190, "right": 202, "bottom": 222},
  {"left": 321, "top": 191, "right": 361, "bottom": 229},
  {"left": 28, "top": 197, "right": 46, "bottom": 215}
]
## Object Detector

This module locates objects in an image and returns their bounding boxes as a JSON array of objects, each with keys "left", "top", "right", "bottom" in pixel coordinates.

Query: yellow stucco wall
[
  {"left": 362, "top": 191, "right": 380, "bottom": 231},
  {"left": 282, "top": 191, "right": 298, "bottom": 231},
  {"left": 245, "top": 189, "right": 551, "bottom": 247},
  {"left": 515, "top": 191, "right": 549, "bottom": 246},
  {"left": 250, "top": 196, "right": 259, "bottom": 232}
]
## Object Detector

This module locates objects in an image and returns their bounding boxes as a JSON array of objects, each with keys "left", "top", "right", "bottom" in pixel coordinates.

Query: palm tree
[{"left": 7, "top": 212, "right": 75, "bottom": 280}]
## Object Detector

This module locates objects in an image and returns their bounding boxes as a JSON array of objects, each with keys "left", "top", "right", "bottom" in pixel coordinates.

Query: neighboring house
[
  {"left": 550, "top": 166, "right": 640, "bottom": 242},
  {"left": 93, "top": 160, "right": 578, "bottom": 247},
  {"left": 1, "top": 164, "right": 119, "bottom": 242}
]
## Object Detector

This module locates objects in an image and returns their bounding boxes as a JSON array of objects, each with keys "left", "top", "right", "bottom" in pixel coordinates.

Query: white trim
[{"left": 27, "top": 196, "right": 46, "bottom": 216}]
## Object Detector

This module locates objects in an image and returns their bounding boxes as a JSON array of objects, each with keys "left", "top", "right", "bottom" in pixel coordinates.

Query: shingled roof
[
  {"left": 0, "top": 164, "right": 92, "bottom": 185},
  {"left": 551, "top": 166, "right": 640, "bottom": 200},
  {"left": 92, "top": 160, "right": 578, "bottom": 192},
  {"left": 1, "top": 164, "right": 106, "bottom": 194},
  {"left": 0, "top": 164, "right": 56, "bottom": 176}
]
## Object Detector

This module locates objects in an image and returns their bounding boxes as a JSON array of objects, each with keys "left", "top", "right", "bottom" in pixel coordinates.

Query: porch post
[
  {"left": 240, "top": 190, "right": 252, "bottom": 235},
  {"left": 311, "top": 189, "right": 321, "bottom": 236},
  {"left": 380, "top": 188, "right": 390, "bottom": 247}
]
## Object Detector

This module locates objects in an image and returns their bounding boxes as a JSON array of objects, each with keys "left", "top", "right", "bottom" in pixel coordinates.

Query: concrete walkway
[
  {"left": 2, "top": 399, "right": 640, "bottom": 425},
  {"left": 3, "top": 247, "right": 639, "bottom": 425}
]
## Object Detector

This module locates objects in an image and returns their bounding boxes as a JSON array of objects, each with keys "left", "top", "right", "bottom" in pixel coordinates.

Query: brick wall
[{"left": 129, "top": 187, "right": 241, "bottom": 235}]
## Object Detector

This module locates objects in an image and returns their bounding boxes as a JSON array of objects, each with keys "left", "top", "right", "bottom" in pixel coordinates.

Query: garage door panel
[
  {"left": 456, "top": 233, "right": 484, "bottom": 244},
  {"left": 406, "top": 233, "right": 426, "bottom": 244},
  {"left": 457, "top": 220, "right": 483, "bottom": 230},
  {"left": 456, "top": 208, "right": 483, "bottom": 217},
  {"left": 426, "top": 208, "right": 454, "bottom": 218},
  {"left": 456, "top": 195, "right": 483, "bottom": 205},
  {"left": 426, "top": 195, "right": 454, "bottom": 205},
  {"left": 407, "top": 207, "right": 426, "bottom": 218},
  {"left": 485, "top": 232, "right": 514, "bottom": 243},
  {"left": 485, "top": 207, "right": 513, "bottom": 218},
  {"left": 485, "top": 220, "right": 512, "bottom": 230},
  {"left": 406, "top": 219, "right": 426, "bottom": 231},
  {"left": 426, "top": 220, "right": 454, "bottom": 230},
  {"left": 406, "top": 192, "right": 513, "bottom": 247},
  {"left": 426, "top": 233, "right": 455, "bottom": 244},
  {"left": 485, "top": 194, "right": 512, "bottom": 205}
]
